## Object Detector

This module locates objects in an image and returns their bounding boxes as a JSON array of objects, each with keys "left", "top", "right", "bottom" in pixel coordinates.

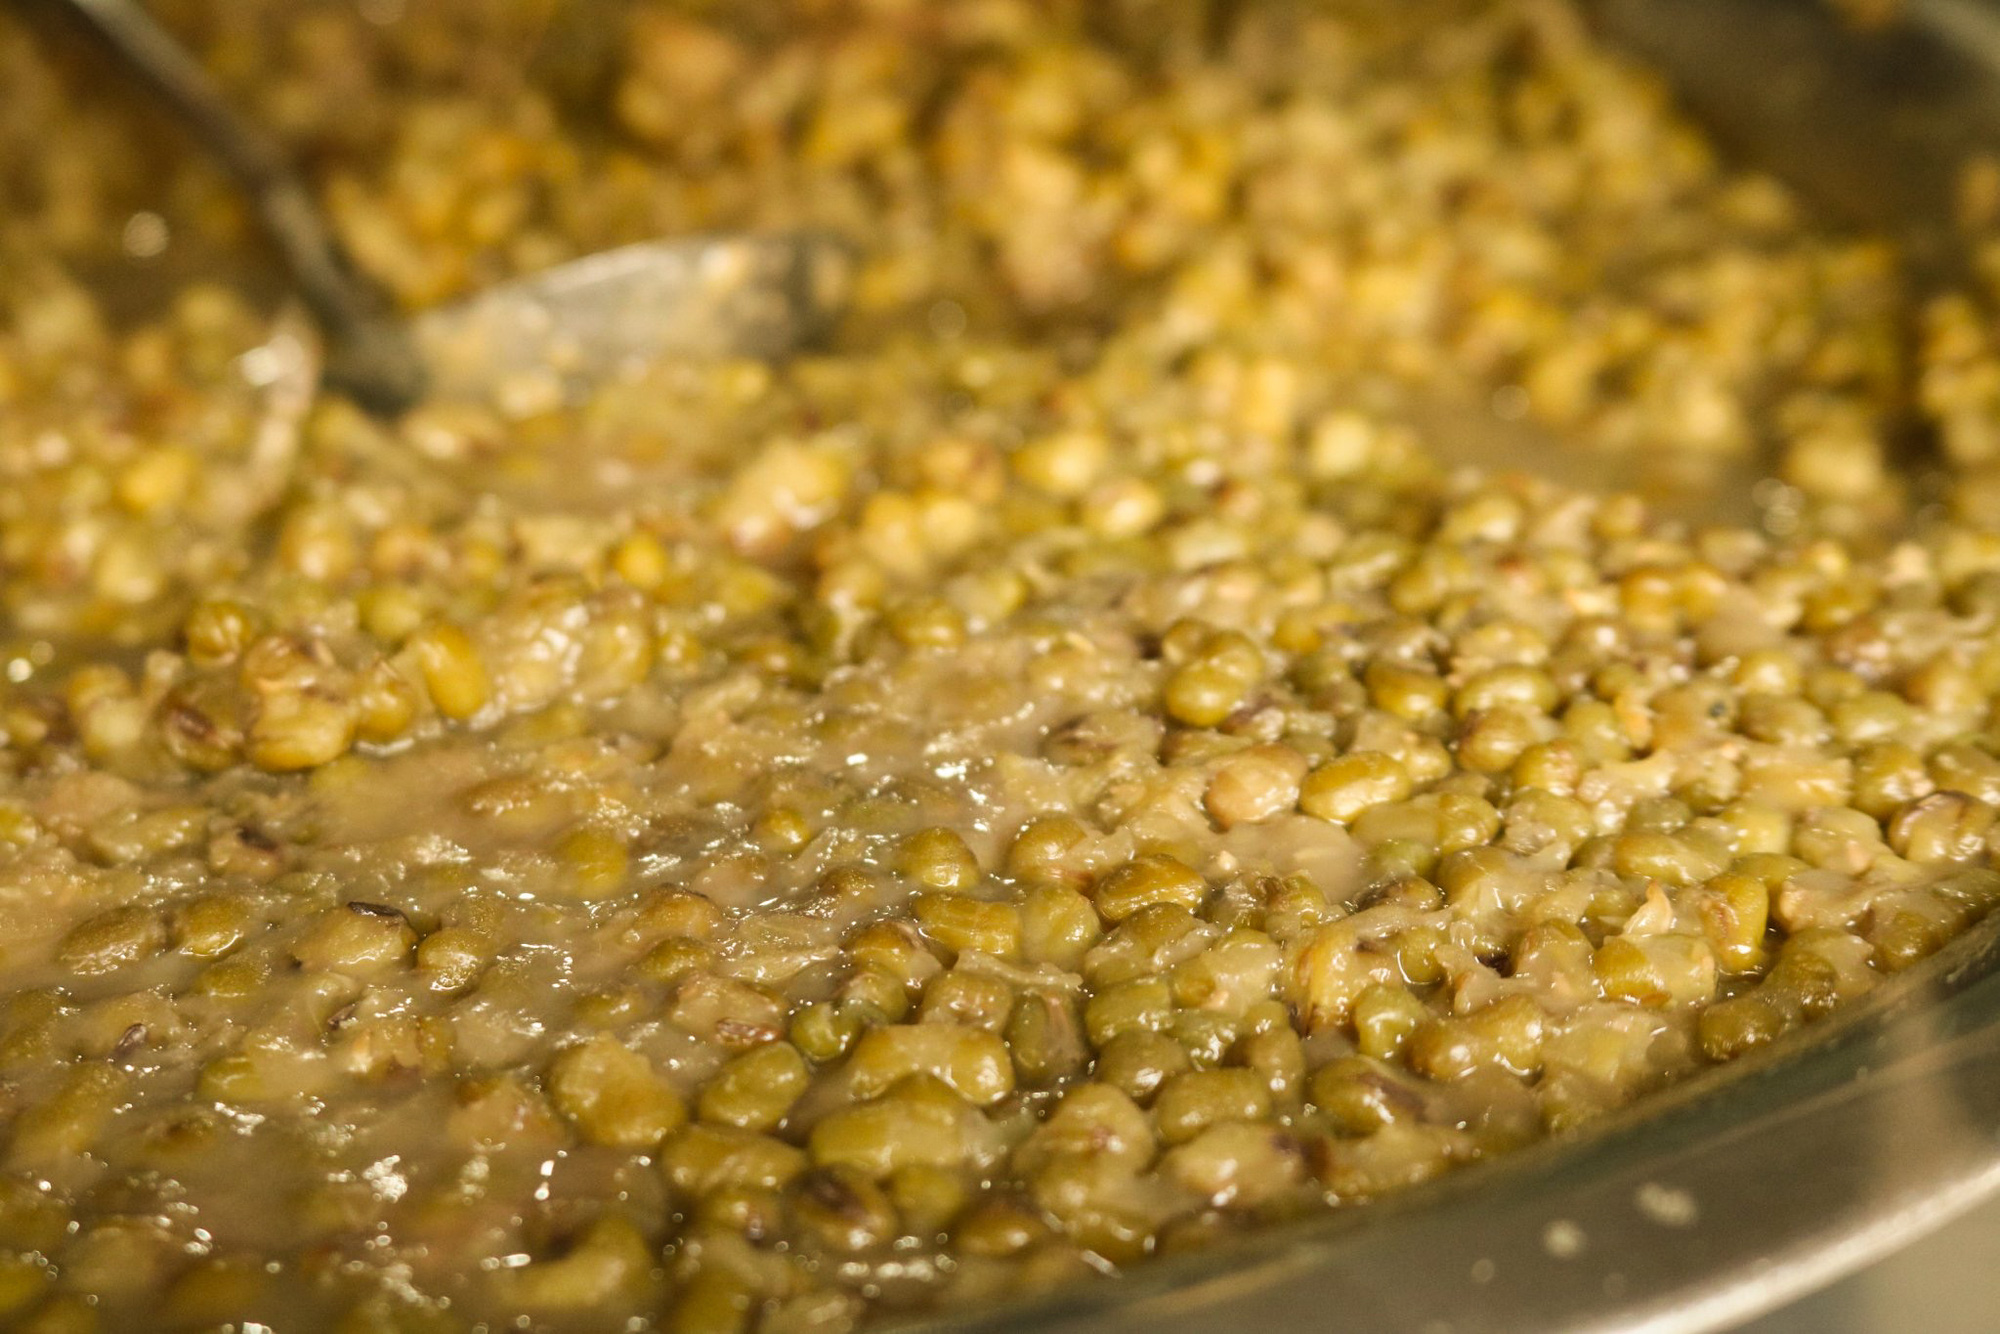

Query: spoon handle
[{"left": 24, "top": 0, "right": 423, "bottom": 412}]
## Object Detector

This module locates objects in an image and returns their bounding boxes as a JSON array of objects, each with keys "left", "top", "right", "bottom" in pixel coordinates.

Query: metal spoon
[{"left": 22, "top": 0, "right": 851, "bottom": 416}]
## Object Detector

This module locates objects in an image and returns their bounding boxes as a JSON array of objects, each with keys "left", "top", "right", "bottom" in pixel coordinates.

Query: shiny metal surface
[{"left": 1737, "top": 1184, "right": 2000, "bottom": 1332}]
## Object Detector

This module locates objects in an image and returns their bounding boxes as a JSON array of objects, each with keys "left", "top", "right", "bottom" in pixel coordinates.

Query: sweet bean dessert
[{"left": 1, "top": 1, "right": 1999, "bottom": 1330}]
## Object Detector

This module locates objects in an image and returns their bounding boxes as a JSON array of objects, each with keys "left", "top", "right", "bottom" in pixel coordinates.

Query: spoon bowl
[{"left": 413, "top": 232, "right": 854, "bottom": 414}]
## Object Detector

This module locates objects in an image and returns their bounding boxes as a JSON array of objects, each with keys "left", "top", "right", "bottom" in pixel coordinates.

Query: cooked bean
[
  {"left": 1162, "top": 1122, "right": 1306, "bottom": 1208},
  {"left": 846, "top": 1023, "right": 1015, "bottom": 1106},
  {"left": 1205, "top": 744, "right": 1308, "bottom": 829},
  {"left": 661, "top": 1125, "right": 808, "bottom": 1197},
  {"left": 1091, "top": 854, "right": 1210, "bottom": 923},
  {"left": 1153, "top": 1068, "right": 1272, "bottom": 1144},
  {"left": 810, "top": 1077, "right": 983, "bottom": 1177},
  {"left": 1300, "top": 752, "right": 1413, "bottom": 824},
  {"left": 699, "top": 1043, "right": 809, "bottom": 1131}
]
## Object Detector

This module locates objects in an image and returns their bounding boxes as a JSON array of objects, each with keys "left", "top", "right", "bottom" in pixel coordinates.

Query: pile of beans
[{"left": 0, "top": 2, "right": 1997, "bottom": 1330}]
